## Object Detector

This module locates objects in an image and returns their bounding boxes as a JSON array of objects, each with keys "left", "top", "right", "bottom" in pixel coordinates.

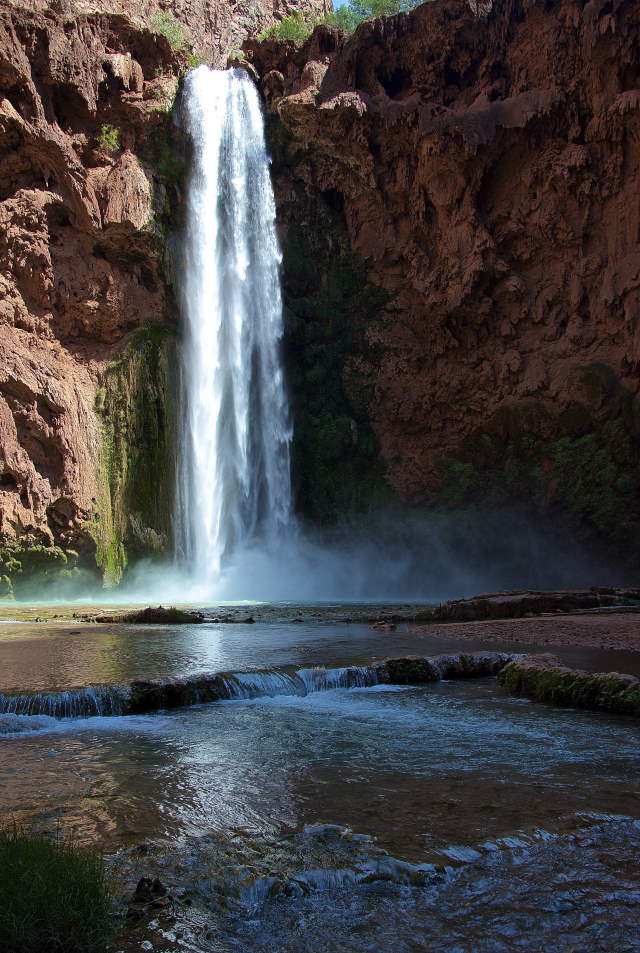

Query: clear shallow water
[
  {"left": 203, "top": 819, "right": 640, "bottom": 953},
  {"left": 0, "top": 680, "right": 637, "bottom": 855},
  {"left": 1, "top": 617, "right": 638, "bottom": 951},
  {"left": 1, "top": 614, "right": 639, "bottom": 693}
]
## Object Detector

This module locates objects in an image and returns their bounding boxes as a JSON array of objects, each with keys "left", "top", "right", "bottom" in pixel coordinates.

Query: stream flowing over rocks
[
  {"left": 0, "top": 610, "right": 639, "bottom": 951},
  {"left": 0, "top": 651, "right": 514, "bottom": 717}
]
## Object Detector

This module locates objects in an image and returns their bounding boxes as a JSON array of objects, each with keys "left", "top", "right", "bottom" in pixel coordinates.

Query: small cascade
[
  {"left": 210, "top": 857, "right": 439, "bottom": 912},
  {"left": 0, "top": 685, "right": 127, "bottom": 718},
  {"left": 296, "top": 666, "right": 380, "bottom": 693},
  {"left": 220, "top": 670, "right": 305, "bottom": 699},
  {"left": 0, "top": 654, "right": 516, "bottom": 720},
  {"left": 219, "top": 665, "right": 381, "bottom": 700},
  {"left": 206, "top": 824, "right": 441, "bottom": 913}
]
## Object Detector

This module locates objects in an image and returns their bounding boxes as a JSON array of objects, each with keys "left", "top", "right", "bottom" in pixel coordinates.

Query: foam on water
[
  {"left": 0, "top": 712, "right": 165, "bottom": 737},
  {"left": 0, "top": 684, "right": 127, "bottom": 718}
]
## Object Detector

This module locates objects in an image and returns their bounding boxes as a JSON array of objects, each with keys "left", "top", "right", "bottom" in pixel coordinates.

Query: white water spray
[{"left": 175, "top": 67, "right": 292, "bottom": 588}]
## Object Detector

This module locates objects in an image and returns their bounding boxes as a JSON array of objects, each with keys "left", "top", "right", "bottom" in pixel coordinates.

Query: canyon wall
[
  {"left": 247, "top": 0, "right": 640, "bottom": 561},
  {"left": 0, "top": 0, "right": 325, "bottom": 593},
  {"left": 1, "top": 0, "right": 639, "bottom": 591}
]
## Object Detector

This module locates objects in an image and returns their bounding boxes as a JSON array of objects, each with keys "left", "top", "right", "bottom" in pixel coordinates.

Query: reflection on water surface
[{"left": 0, "top": 613, "right": 638, "bottom": 952}]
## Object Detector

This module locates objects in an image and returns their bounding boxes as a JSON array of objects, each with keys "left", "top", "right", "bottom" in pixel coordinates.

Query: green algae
[
  {"left": 90, "top": 323, "right": 178, "bottom": 585},
  {"left": 498, "top": 659, "right": 640, "bottom": 717}
]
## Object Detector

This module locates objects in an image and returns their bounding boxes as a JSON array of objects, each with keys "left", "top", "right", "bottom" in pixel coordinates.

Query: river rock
[
  {"left": 498, "top": 654, "right": 640, "bottom": 717},
  {"left": 92, "top": 606, "right": 205, "bottom": 624}
]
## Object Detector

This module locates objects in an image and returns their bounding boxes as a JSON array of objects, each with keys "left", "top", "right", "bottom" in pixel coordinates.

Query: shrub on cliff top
[
  {"left": 151, "top": 11, "right": 189, "bottom": 51},
  {"left": 0, "top": 828, "right": 113, "bottom": 953},
  {"left": 258, "top": 12, "right": 317, "bottom": 43},
  {"left": 333, "top": 0, "right": 423, "bottom": 32},
  {"left": 259, "top": 0, "right": 423, "bottom": 42}
]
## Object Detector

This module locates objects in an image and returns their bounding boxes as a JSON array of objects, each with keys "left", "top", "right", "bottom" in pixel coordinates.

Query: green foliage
[
  {"left": 97, "top": 124, "right": 119, "bottom": 153},
  {"left": 329, "top": 0, "right": 422, "bottom": 32},
  {"left": 331, "top": 6, "right": 361, "bottom": 31},
  {"left": 151, "top": 11, "right": 189, "bottom": 50},
  {"left": 0, "top": 827, "right": 112, "bottom": 953},
  {"left": 275, "top": 168, "right": 390, "bottom": 519},
  {"left": 549, "top": 420, "right": 639, "bottom": 542},
  {"left": 434, "top": 369, "right": 640, "bottom": 562},
  {"left": 154, "top": 139, "right": 186, "bottom": 186},
  {"left": 91, "top": 323, "right": 177, "bottom": 585},
  {"left": 188, "top": 52, "right": 209, "bottom": 68},
  {"left": 257, "top": 0, "right": 421, "bottom": 42},
  {"left": 137, "top": 115, "right": 186, "bottom": 234},
  {"left": 258, "top": 12, "right": 318, "bottom": 42}
]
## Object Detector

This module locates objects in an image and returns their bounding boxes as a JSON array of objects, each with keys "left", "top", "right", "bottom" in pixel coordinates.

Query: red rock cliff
[
  {"left": 0, "top": 0, "right": 327, "bottom": 589},
  {"left": 246, "top": 0, "right": 640, "bottom": 555}
]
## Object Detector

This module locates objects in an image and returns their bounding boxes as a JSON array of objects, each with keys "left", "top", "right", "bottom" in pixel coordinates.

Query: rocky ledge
[
  {"left": 364, "top": 587, "right": 640, "bottom": 626},
  {"left": 410, "top": 587, "right": 640, "bottom": 623},
  {"left": 84, "top": 605, "right": 205, "bottom": 624},
  {"left": 3, "top": 651, "right": 639, "bottom": 718},
  {"left": 0, "top": 652, "right": 515, "bottom": 717},
  {"left": 498, "top": 654, "right": 640, "bottom": 717}
]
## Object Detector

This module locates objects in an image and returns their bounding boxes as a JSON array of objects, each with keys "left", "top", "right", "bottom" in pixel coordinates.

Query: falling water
[{"left": 175, "top": 66, "right": 292, "bottom": 586}]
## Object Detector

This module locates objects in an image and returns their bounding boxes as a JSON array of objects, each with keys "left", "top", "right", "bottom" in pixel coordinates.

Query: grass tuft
[
  {"left": 0, "top": 827, "right": 113, "bottom": 953},
  {"left": 151, "top": 11, "right": 189, "bottom": 50},
  {"left": 98, "top": 124, "right": 120, "bottom": 154}
]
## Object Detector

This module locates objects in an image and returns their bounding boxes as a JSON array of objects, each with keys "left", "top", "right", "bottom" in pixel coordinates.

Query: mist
[{"left": 8, "top": 505, "right": 629, "bottom": 606}]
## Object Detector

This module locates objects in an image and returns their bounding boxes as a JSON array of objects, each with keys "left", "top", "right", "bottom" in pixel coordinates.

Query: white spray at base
[{"left": 174, "top": 67, "right": 293, "bottom": 594}]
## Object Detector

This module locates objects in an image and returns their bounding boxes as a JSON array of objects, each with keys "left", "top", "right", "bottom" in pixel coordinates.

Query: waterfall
[{"left": 175, "top": 66, "right": 292, "bottom": 586}]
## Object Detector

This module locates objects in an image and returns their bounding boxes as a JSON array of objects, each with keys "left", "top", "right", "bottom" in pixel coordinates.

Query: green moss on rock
[
  {"left": 385, "top": 657, "right": 440, "bottom": 683},
  {"left": 434, "top": 365, "right": 640, "bottom": 563},
  {"left": 498, "top": 655, "right": 640, "bottom": 717},
  {"left": 272, "top": 162, "right": 390, "bottom": 519},
  {"left": 90, "top": 323, "right": 177, "bottom": 585},
  {"left": 0, "top": 538, "right": 93, "bottom": 599}
]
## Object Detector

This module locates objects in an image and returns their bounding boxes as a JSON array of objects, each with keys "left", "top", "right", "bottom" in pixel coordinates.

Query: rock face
[
  {"left": 11, "top": 0, "right": 331, "bottom": 67},
  {"left": 0, "top": 2, "right": 181, "bottom": 582},
  {"left": 2, "top": 0, "right": 640, "bottom": 586},
  {"left": 247, "top": 0, "right": 640, "bottom": 557},
  {"left": 0, "top": 0, "right": 326, "bottom": 588}
]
